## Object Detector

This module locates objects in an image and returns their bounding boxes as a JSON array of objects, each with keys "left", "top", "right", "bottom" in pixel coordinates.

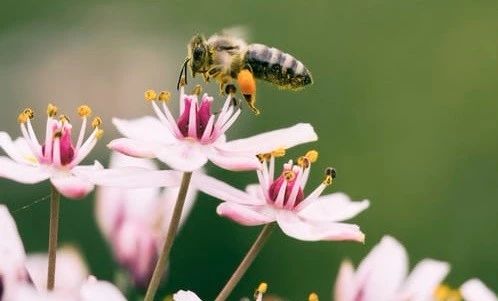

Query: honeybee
[{"left": 178, "top": 30, "right": 313, "bottom": 114}]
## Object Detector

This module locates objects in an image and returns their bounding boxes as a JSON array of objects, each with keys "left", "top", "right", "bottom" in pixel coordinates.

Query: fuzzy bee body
[
  {"left": 245, "top": 43, "right": 312, "bottom": 90},
  {"left": 180, "top": 32, "right": 313, "bottom": 114}
]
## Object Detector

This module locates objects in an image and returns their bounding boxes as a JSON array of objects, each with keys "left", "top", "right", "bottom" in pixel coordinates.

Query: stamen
[
  {"left": 271, "top": 147, "right": 286, "bottom": 158},
  {"left": 284, "top": 170, "right": 295, "bottom": 181},
  {"left": 77, "top": 105, "right": 92, "bottom": 117},
  {"left": 158, "top": 91, "right": 171, "bottom": 102},
  {"left": 254, "top": 282, "right": 268, "bottom": 301},
  {"left": 191, "top": 84, "right": 202, "bottom": 95},
  {"left": 434, "top": 284, "right": 461, "bottom": 301},
  {"left": 298, "top": 150, "right": 318, "bottom": 168},
  {"left": 91, "top": 117, "right": 103, "bottom": 129},
  {"left": 59, "top": 115, "right": 70, "bottom": 124},
  {"left": 47, "top": 103, "right": 58, "bottom": 117},
  {"left": 95, "top": 129, "right": 104, "bottom": 139},
  {"left": 323, "top": 167, "right": 336, "bottom": 185},
  {"left": 308, "top": 292, "right": 319, "bottom": 301},
  {"left": 144, "top": 89, "right": 158, "bottom": 101},
  {"left": 274, "top": 178, "right": 288, "bottom": 208}
]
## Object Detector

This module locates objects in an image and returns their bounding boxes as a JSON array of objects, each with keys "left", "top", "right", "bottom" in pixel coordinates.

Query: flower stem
[
  {"left": 144, "top": 171, "right": 193, "bottom": 301},
  {"left": 46, "top": 185, "right": 60, "bottom": 290},
  {"left": 215, "top": 223, "right": 275, "bottom": 301}
]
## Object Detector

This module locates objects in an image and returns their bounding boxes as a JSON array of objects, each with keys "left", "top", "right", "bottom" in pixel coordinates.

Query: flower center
[
  {"left": 177, "top": 94, "right": 214, "bottom": 139},
  {"left": 434, "top": 285, "right": 461, "bottom": 301},
  {"left": 268, "top": 168, "right": 304, "bottom": 209}
]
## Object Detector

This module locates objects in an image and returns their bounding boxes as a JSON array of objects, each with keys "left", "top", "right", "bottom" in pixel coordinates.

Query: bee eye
[{"left": 193, "top": 47, "right": 204, "bottom": 60}]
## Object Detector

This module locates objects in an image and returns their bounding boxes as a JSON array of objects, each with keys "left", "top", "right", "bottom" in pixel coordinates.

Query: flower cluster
[{"left": 0, "top": 78, "right": 495, "bottom": 301}]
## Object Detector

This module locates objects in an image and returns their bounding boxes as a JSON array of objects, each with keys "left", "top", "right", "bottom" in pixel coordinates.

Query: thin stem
[
  {"left": 144, "top": 171, "right": 193, "bottom": 301},
  {"left": 46, "top": 185, "right": 60, "bottom": 290},
  {"left": 215, "top": 223, "right": 275, "bottom": 301}
]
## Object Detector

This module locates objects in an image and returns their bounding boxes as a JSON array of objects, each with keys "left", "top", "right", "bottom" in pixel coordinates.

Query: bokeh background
[{"left": 1, "top": 0, "right": 497, "bottom": 300}]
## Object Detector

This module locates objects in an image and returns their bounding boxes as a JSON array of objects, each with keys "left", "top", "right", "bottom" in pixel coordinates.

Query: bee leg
[{"left": 244, "top": 94, "right": 260, "bottom": 115}]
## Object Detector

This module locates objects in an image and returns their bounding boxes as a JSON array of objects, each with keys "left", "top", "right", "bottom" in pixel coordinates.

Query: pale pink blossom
[
  {"left": 96, "top": 152, "right": 197, "bottom": 287},
  {"left": 0, "top": 104, "right": 103, "bottom": 199},
  {"left": 460, "top": 279, "right": 497, "bottom": 301},
  {"left": 334, "top": 235, "right": 496, "bottom": 301},
  {"left": 108, "top": 87, "right": 318, "bottom": 172},
  {"left": 0, "top": 205, "right": 126, "bottom": 301},
  {"left": 192, "top": 151, "right": 369, "bottom": 242},
  {"left": 173, "top": 290, "right": 202, "bottom": 301}
]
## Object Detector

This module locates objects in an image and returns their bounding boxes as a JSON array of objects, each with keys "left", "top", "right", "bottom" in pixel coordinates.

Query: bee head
[{"left": 188, "top": 34, "right": 209, "bottom": 75}]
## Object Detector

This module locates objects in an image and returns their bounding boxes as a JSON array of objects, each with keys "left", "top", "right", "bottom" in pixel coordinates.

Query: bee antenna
[{"left": 177, "top": 57, "right": 190, "bottom": 90}]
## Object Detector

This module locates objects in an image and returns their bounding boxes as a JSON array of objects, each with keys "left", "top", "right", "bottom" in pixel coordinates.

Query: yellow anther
[
  {"left": 191, "top": 84, "right": 203, "bottom": 95},
  {"left": 323, "top": 167, "right": 336, "bottom": 186},
  {"left": 47, "top": 103, "right": 58, "bottom": 117},
  {"left": 271, "top": 147, "right": 286, "bottom": 158},
  {"left": 23, "top": 108, "right": 34, "bottom": 119},
  {"left": 308, "top": 292, "right": 319, "bottom": 301},
  {"left": 17, "top": 113, "right": 28, "bottom": 124},
  {"left": 256, "top": 282, "right": 268, "bottom": 294},
  {"left": 144, "top": 89, "right": 158, "bottom": 101},
  {"left": 95, "top": 129, "right": 104, "bottom": 139},
  {"left": 59, "top": 114, "right": 70, "bottom": 123},
  {"left": 305, "top": 150, "right": 318, "bottom": 163},
  {"left": 77, "top": 105, "right": 92, "bottom": 117},
  {"left": 92, "top": 116, "right": 103, "bottom": 128},
  {"left": 158, "top": 91, "right": 171, "bottom": 102},
  {"left": 434, "top": 285, "right": 461, "bottom": 301},
  {"left": 284, "top": 170, "right": 296, "bottom": 181},
  {"left": 53, "top": 131, "right": 62, "bottom": 138},
  {"left": 256, "top": 153, "right": 271, "bottom": 162}
]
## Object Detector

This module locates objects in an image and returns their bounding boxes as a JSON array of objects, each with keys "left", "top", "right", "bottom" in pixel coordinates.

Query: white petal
[
  {"left": 217, "top": 202, "right": 275, "bottom": 226},
  {"left": 354, "top": 236, "right": 408, "bottom": 301},
  {"left": 25, "top": 247, "right": 89, "bottom": 292},
  {"left": 0, "top": 132, "right": 35, "bottom": 164},
  {"left": 156, "top": 142, "right": 209, "bottom": 172},
  {"left": 275, "top": 210, "right": 365, "bottom": 242},
  {"left": 107, "top": 138, "right": 157, "bottom": 158},
  {"left": 461, "top": 279, "right": 497, "bottom": 301},
  {"left": 398, "top": 259, "right": 450, "bottom": 301},
  {"left": 0, "top": 156, "right": 49, "bottom": 184},
  {"left": 219, "top": 123, "right": 317, "bottom": 155},
  {"left": 334, "top": 260, "right": 356, "bottom": 301},
  {"left": 208, "top": 149, "right": 261, "bottom": 171},
  {"left": 191, "top": 173, "right": 264, "bottom": 205},
  {"left": 75, "top": 164, "right": 182, "bottom": 188},
  {"left": 0, "top": 204, "right": 27, "bottom": 269},
  {"left": 79, "top": 277, "right": 127, "bottom": 301},
  {"left": 173, "top": 290, "right": 203, "bottom": 301},
  {"left": 113, "top": 116, "right": 176, "bottom": 144},
  {"left": 297, "top": 192, "right": 370, "bottom": 222},
  {"left": 109, "top": 151, "right": 158, "bottom": 170},
  {"left": 50, "top": 171, "right": 95, "bottom": 199}
]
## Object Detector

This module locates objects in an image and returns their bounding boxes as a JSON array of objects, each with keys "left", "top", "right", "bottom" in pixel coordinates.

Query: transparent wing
[{"left": 220, "top": 25, "right": 251, "bottom": 41}]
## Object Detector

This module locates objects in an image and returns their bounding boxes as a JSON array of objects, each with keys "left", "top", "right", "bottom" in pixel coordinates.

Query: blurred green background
[{"left": 1, "top": 0, "right": 497, "bottom": 300}]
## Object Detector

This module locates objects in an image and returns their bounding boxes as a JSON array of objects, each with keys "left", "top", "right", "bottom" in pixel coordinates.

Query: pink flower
[
  {"left": 0, "top": 205, "right": 126, "bottom": 301},
  {"left": 96, "top": 152, "right": 197, "bottom": 287},
  {"left": 192, "top": 150, "right": 369, "bottom": 242},
  {"left": 334, "top": 235, "right": 497, "bottom": 301},
  {"left": 108, "top": 87, "right": 318, "bottom": 172},
  {"left": 0, "top": 104, "right": 104, "bottom": 199}
]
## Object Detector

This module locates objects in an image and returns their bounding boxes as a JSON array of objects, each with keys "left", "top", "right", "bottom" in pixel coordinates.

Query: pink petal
[
  {"left": 107, "top": 138, "right": 157, "bottom": 158},
  {"left": 334, "top": 260, "right": 356, "bottom": 301},
  {"left": 275, "top": 210, "right": 365, "bottom": 242},
  {"left": 208, "top": 150, "right": 261, "bottom": 171},
  {"left": 173, "top": 290, "right": 203, "bottom": 301},
  {"left": 297, "top": 193, "right": 370, "bottom": 222},
  {"left": 25, "top": 247, "right": 89, "bottom": 293},
  {"left": 113, "top": 116, "right": 176, "bottom": 144},
  {"left": 0, "top": 204, "right": 27, "bottom": 267},
  {"left": 156, "top": 142, "right": 208, "bottom": 172},
  {"left": 461, "top": 279, "right": 497, "bottom": 301},
  {"left": 79, "top": 277, "right": 126, "bottom": 301},
  {"left": 354, "top": 236, "right": 408, "bottom": 301},
  {"left": 219, "top": 123, "right": 317, "bottom": 155},
  {"left": 216, "top": 202, "right": 275, "bottom": 226},
  {"left": 191, "top": 173, "right": 264, "bottom": 205},
  {"left": 50, "top": 172, "right": 94, "bottom": 199},
  {"left": 398, "top": 259, "right": 449, "bottom": 301}
]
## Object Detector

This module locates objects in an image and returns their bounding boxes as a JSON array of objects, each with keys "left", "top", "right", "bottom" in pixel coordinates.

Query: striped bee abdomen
[{"left": 245, "top": 44, "right": 312, "bottom": 90}]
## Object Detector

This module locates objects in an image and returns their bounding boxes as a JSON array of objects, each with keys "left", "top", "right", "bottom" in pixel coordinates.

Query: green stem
[
  {"left": 215, "top": 223, "right": 275, "bottom": 301},
  {"left": 144, "top": 171, "right": 193, "bottom": 301},
  {"left": 46, "top": 185, "right": 60, "bottom": 290}
]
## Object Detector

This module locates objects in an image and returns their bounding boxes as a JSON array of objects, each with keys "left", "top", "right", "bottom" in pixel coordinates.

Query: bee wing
[{"left": 220, "top": 26, "right": 251, "bottom": 41}]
